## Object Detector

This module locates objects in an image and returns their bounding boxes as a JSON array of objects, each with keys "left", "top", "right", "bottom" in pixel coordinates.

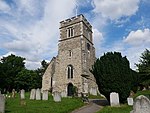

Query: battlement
[{"left": 60, "top": 14, "right": 92, "bottom": 29}]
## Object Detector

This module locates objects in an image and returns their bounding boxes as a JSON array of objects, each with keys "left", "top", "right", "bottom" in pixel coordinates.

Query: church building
[{"left": 42, "top": 14, "right": 97, "bottom": 96}]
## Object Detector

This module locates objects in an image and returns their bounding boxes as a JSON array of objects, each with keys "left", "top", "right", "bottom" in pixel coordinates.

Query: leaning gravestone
[
  {"left": 130, "top": 95, "right": 150, "bottom": 113},
  {"left": 110, "top": 92, "right": 120, "bottom": 107},
  {"left": 30, "top": 89, "right": 36, "bottom": 100},
  {"left": 20, "top": 89, "right": 25, "bottom": 99},
  {"left": 42, "top": 90, "right": 48, "bottom": 100},
  {"left": 12, "top": 89, "right": 15, "bottom": 98},
  {"left": 0, "top": 94, "right": 5, "bottom": 113},
  {"left": 36, "top": 88, "right": 41, "bottom": 100},
  {"left": 53, "top": 91, "right": 61, "bottom": 102},
  {"left": 127, "top": 97, "right": 134, "bottom": 106}
]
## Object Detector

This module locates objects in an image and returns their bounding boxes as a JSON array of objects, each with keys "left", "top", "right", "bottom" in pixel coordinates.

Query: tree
[
  {"left": 15, "top": 69, "right": 40, "bottom": 91},
  {"left": 136, "top": 49, "right": 150, "bottom": 89},
  {"left": 0, "top": 54, "right": 25, "bottom": 92},
  {"left": 91, "top": 52, "right": 138, "bottom": 103}
]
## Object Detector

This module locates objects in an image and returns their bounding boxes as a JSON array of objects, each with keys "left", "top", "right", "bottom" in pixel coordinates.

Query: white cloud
[
  {"left": 124, "top": 28, "right": 150, "bottom": 46},
  {"left": 0, "top": 0, "right": 77, "bottom": 69},
  {"left": 0, "top": 0, "right": 10, "bottom": 12},
  {"left": 92, "top": 0, "right": 140, "bottom": 20}
]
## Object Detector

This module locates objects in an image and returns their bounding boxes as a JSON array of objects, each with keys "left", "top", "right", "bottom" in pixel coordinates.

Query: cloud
[
  {"left": 124, "top": 28, "right": 150, "bottom": 46},
  {"left": 92, "top": 0, "right": 140, "bottom": 20},
  {"left": 0, "top": 0, "right": 10, "bottom": 12},
  {"left": 0, "top": 0, "right": 77, "bottom": 69}
]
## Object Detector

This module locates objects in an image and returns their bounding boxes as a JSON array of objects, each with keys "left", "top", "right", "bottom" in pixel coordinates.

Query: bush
[{"left": 91, "top": 52, "right": 138, "bottom": 103}]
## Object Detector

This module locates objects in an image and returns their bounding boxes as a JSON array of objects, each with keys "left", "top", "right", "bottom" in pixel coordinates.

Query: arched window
[{"left": 67, "top": 65, "right": 73, "bottom": 79}]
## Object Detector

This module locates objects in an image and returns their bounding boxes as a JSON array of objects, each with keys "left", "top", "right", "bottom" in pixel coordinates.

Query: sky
[{"left": 0, "top": 0, "right": 150, "bottom": 70}]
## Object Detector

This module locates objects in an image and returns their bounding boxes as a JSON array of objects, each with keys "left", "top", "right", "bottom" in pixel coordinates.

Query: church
[{"left": 42, "top": 14, "right": 98, "bottom": 97}]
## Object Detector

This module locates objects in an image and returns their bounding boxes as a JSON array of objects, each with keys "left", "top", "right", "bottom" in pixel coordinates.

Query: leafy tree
[
  {"left": 15, "top": 69, "right": 40, "bottom": 91},
  {"left": 0, "top": 54, "right": 25, "bottom": 92},
  {"left": 91, "top": 52, "right": 138, "bottom": 103},
  {"left": 136, "top": 49, "right": 150, "bottom": 88}
]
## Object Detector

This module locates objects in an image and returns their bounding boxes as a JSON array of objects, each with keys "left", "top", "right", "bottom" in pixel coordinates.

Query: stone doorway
[{"left": 67, "top": 83, "right": 73, "bottom": 96}]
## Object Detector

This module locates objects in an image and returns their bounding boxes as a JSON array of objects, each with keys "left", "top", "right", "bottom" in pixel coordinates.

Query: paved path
[{"left": 71, "top": 99, "right": 109, "bottom": 113}]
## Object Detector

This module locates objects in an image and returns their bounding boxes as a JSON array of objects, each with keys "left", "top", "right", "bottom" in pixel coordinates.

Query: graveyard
[{"left": 4, "top": 92, "right": 84, "bottom": 113}]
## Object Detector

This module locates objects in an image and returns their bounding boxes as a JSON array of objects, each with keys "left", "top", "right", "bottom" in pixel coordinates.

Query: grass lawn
[
  {"left": 97, "top": 90, "right": 150, "bottom": 113},
  {"left": 5, "top": 92, "right": 84, "bottom": 113},
  {"left": 97, "top": 104, "right": 132, "bottom": 113}
]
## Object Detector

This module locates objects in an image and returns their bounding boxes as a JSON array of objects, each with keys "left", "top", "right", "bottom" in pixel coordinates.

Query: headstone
[
  {"left": 127, "top": 97, "right": 134, "bottom": 106},
  {"left": 90, "top": 87, "right": 97, "bottom": 96},
  {"left": 12, "top": 89, "right": 15, "bottom": 98},
  {"left": 53, "top": 91, "right": 61, "bottom": 102},
  {"left": 20, "top": 89, "right": 25, "bottom": 99},
  {"left": 30, "top": 89, "right": 36, "bottom": 100},
  {"left": 42, "top": 90, "right": 48, "bottom": 100},
  {"left": 130, "top": 95, "right": 150, "bottom": 113},
  {"left": 0, "top": 94, "right": 5, "bottom": 113},
  {"left": 61, "top": 91, "right": 67, "bottom": 97},
  {"left": 110, "top": 92, "right": 120, "bottom": 107},
  {"left": 36, "top": 88, "right": 41, "bottom": 100}
]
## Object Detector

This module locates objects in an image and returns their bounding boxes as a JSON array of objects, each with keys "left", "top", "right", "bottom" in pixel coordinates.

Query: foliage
[
  {"left": 0, "top": 54, "right": 25, "bottom": 92},
  {"left": 91, "top": 52, "right": 138, "bottom": 103},
  {"left": 15, "top": 69, "right": 40, "bottom": 91},
  {"left": 0, "top": 54, "right": 47, "bottom": 92},
  {"left": 5, "top": 92, "right": 84, "bottom": 113},
  {"left": 136, "top": 49, "right": 150, "bottom": 88}
]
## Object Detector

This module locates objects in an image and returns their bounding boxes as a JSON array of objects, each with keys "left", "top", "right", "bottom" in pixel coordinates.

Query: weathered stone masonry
[{"left": 42, "top": 14, "right": 97, "bottom": 96}]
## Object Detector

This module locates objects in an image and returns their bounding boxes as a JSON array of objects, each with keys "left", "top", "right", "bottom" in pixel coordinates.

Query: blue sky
[{"left": 0, "top": 0, "right": 150, "bottom": 70}]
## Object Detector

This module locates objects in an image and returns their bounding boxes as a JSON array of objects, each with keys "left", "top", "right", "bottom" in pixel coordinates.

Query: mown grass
[
  {"left": 97, "top": 104, "right": 132, "bottom": 113},
  {"left": 97, "top": 90, "right": 150, "bottom": 113},
  {"left": 5, "top": 92, "right": 84, "bottom": 113}
]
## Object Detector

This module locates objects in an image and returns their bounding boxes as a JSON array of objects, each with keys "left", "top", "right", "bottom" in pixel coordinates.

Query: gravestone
[
  {"left": 127, "top": 97, "right": 133, "bottom": 106},
  {"left": 0, "top": 94, "right": 5, "bottom": 113},
  {"left": 30, "top": 89, "right": 36, "bottom": 100},
  {"left": 20, "top": 89, "right": 25, "bottom": 99},
  {"left": 36, "top": 88, "right": 41, "bottom": 100},
  {"left": 12, "top": 89, "right": 15, "bottom": 98},
  {"left": 110, "top": 92, "right": 120, "bottom": 107},
  {"left": 130, "top": 95, "right": 150, "bottom": 113},
  {"left": 90, "top": 87, "right": 97, "bottom": 96},
  {"left": 53, "top": 91, "right": 61, "bottom": 102},
  {"left": 42, "top": 90, "right": 48, "bottom": 100},
  {"left": 61, "top": 91, "right": 67, "bottom": 97}
]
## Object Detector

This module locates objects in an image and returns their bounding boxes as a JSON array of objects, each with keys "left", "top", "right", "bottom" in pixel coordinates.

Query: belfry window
[
  {"left": 67, "top": 65, "right": 73, "bottom": 79},
  {"left": 67, "top": 27, "right": 74, "bottom": 37}
]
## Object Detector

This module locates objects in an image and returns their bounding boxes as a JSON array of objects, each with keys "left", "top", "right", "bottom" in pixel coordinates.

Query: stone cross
[
  {"left": 0, "top": 94, "right": 5, "bottom": 113},
  {"left": 30, "top": 89, "right": 36, "bottom": 100},
  {"left": 127, "top": 97, "right": 133, "bottom": 106},
  {"left": 20, "top": 89, "right": 25, "bottom": 99},
  {"left": 130, "top": 95, "right": 150, "bottom": 113},
  {"left": 53, "top": 91, "right": 61, "bottom": 102},
  {"left": 110, "top": 92, "right": 120, "bottom": 107},
  {"left": 36, "top": 88, "right": 41, "bottom": 100},
  {"left": 42, "top": 90, "right": 48, "bottom": 100}
]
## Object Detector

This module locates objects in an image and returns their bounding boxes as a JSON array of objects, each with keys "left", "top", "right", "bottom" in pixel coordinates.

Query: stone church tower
[{"left": 42, "top": 15, "right": 97, "bottom": 96}]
